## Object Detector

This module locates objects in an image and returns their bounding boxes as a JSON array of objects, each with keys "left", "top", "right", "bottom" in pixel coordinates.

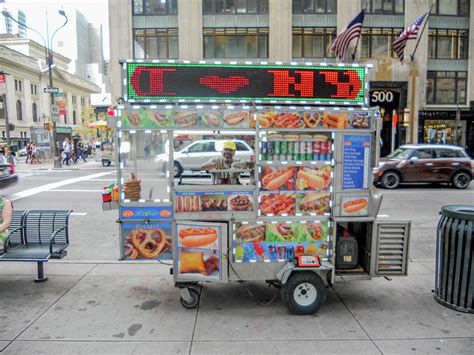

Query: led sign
[{"left": 125, "top": 62, "right": 366, "bottom": 104}]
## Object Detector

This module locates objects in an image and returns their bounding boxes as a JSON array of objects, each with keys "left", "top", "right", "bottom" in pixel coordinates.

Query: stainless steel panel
[{"left": 371, "top": 220, "right": 410, "bottom": 276}]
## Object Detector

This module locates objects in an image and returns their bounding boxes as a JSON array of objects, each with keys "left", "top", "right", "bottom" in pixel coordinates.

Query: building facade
[
  {"left": 109, "top": 0, "right": 473, "bottom": 156},
  {"left": 0, "top": 37, "right": 100, "bottom": 153}
]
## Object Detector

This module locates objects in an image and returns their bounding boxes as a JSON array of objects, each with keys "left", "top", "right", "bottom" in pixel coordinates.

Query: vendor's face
[{"left": 222, "top": 148, "right": 235, "bottom": 161}]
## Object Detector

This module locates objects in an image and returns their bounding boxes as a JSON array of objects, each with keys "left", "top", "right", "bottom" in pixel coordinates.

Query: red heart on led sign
[{"left": 199, "top": 76, "right": 249, "bottom": 94}]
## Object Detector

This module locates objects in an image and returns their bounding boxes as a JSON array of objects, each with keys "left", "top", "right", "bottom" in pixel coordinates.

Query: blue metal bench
[{"left": 0, "top": 210, "right": 72, "bottom": 282}]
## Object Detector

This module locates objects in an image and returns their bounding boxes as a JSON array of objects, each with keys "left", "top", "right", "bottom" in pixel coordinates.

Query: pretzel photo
[{"left": 130, "top": 228, "right": 171, "bottom": 259}]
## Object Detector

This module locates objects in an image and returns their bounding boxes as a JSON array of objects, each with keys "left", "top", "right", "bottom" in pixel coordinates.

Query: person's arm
[
  {"left": 0, "top": 199, "right": 13, "bottom": 233},
  {"left": 202, "top": 158, "right": 217, "bottom": 171}
]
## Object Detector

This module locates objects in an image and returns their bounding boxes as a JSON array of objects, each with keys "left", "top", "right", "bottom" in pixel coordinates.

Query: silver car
[{"left": 155, "top": 139, "right": 254, "bottom": 177}]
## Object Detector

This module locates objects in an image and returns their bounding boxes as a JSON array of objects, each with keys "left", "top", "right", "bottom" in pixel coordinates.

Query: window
[
  {"left": 73, "top": 110, "right": 76, "bottom": 125},
  {"left": 292, "top": 0, "right": 337, "bottom": 14},
  {"left": 81, "top": 97, "right": 85, "bottom": 106},
  {"left": 31, "top": 84, "right": 34, "bottom": 95},
  {"left": 34, "top": 85, "right": 37, "bottom": 95},
  {"left": 366, "top": 0, "right": 404, "bottom": 14},
  {"left": 435, "top": 148, "right": 465, "bottom": 158},
  {"left": 412, "top": 149, "right": 434, "bottom": 159},
  {"left": 133, "top": 0, "right": 178, "bottom": 15},
  {"left": 16, "top": 100, "right": 22, "bottom": 121},
  {"left": 64, "top": 113, "right": 67, "bottom": 124},
  {"left": 292, "top": 27, "right": 336, "bottom": 59},
  {"left": 187, "top": 142, "right": 216, "bottom": 153},
  {"left": 428, "top": 29, "right": 468, "bottom": 59},
  {"left": 426, "top": 71, "right": 467, "bottom": 104},
  {"left": 32, "top": 103, "right": 38, "bottom": 122},
  {"left": 19, "top": 80, "right": 22, "bottom": 92},
  {"left": 72, "top": 96, "right": 77, "bottom": 105},
  {"left": 235, "top": 142, "right": 250, "bottom": 151},
  {"left": 133, "top": 28, "right": 178, "bottom": 59},
  {"left": 433, "top": 0, "right": 469, "bottom": 16},
  {"left": 361, "top": 28, "right": 402, "bottom": 59},
  {"left": 14, "top": 79, "right": 18, "bottom": 91},
  {"left": 204, "top": 28, "right": 268, "bottom": 59},
  {"left": 203, "top": 0, "right": 269, "bottom": 14}
]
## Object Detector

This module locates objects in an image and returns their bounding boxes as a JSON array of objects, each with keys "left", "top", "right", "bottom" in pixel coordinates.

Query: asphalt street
[{"left": 0, "top": 160, "right": 472, "bottom": 354}]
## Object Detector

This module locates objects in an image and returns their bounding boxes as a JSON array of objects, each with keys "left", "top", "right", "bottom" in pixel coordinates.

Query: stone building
[{"left": 0, "top": 35, "right": 100, "bottom": 153}]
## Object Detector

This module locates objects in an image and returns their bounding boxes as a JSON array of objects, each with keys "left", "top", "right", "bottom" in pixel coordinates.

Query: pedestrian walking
[
  {"left": 26, "top": 142, "right": 32, "bottom": 163},
  {"left": 144, "top": 141, "right": 151, "bottom": 161},
  {"left": 0, "top": 150, "right": 7, "bottom": 165}
]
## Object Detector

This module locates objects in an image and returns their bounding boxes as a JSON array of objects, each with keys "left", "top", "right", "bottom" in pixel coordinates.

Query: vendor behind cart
[{"left": 201, "top": 141, "right": 251, "bottom": 185}]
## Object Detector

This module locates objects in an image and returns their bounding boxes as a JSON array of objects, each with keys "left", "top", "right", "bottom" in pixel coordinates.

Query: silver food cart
[{"left": 111, "top": 61, "right": 411, "bottom": 315}]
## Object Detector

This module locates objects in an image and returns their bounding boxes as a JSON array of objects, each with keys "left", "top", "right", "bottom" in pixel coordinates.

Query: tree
[{"left": 73, "top": 106, "right": 113, "bottom": 142}]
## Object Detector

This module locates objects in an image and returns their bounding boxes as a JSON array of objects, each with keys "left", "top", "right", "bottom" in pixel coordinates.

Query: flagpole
[
  {"left": 351, "top": 6, "right": 367, "bottom": 61},
  {"left": 410, "top": 2, "right": 434, "bottom": 62}
]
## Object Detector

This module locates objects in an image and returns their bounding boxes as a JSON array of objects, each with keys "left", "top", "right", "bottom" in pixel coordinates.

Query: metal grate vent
[{"left": 375, "top": 222, "right": 410, "bottom": 276}]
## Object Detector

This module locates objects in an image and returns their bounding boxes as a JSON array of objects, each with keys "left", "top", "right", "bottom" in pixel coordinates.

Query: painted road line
[
  {"left": 8, "top": 172, "right": 112, "bottom": 201},
  {"left": 70, "top": 212, "right": 88, "bottom": 216}
]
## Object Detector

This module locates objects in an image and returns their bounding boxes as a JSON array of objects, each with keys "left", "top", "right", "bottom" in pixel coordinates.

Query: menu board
[
  {"left": 121, "top": 108, "right": 252, "bottom": 129},
  {"left": 120, "top": 206, "right": 173, "bottom": 221},
  {"left": 121, "top": 222, "right": 172, "bottom": 260},
  {"left": 175, "top": 191, "right": 254, "bottom": 212},
  {"left": 176, "top": 222, "right": 222, "bottom": 281},
  {"left": 342, "top": 135, "right": 371, "bottom": 190},
  {"left": 258, "top": 166, "right": 332, "bottom": 216},
  {"left": 257, "top": 110, "right": 371, "bottom": 129},
  {"left": 233, "top": 221, "right": 330, "bottom": 263}
]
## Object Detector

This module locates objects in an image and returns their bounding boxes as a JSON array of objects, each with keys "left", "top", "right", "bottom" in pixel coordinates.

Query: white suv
[{"left": 155, "top": 139, "right": 254, "bottom": 177}]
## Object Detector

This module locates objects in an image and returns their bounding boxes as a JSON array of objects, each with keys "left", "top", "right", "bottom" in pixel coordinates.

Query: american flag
[
  {"left": 331, "top": 10, "right": 365, "bottom": 61},
  {"left": 393, "top": 13, "right": 428, "bottom": 61}
]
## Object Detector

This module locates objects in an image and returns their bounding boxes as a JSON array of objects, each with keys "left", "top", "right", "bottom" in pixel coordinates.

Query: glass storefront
[{"left": 423, "top": 119, "right": 466, "bottom": 147}]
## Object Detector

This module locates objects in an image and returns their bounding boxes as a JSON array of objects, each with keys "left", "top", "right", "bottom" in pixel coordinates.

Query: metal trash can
[{"left": 434, "top": 205, "right": 473, "bottom": 313}]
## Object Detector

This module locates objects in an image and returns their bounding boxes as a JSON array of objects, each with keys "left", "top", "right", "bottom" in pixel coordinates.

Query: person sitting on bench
[{"left": 0, "top": 197, "right": 13, "bottom": 254}]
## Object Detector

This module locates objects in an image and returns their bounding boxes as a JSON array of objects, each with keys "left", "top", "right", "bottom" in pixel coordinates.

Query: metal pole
[
  {"left": 409, "top": 67, "right": 418, "bottom": 144},
  {"left": 46, "top": 11, "right": 61, "bottom": 168}
]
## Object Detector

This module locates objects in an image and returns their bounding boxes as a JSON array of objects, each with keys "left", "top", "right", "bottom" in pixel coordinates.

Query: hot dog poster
[
  {"left": 296, "top": 192, "right": 331, "bottom": 215},
  {"left": 176, "top": 223, "right": 222, "bottom": 281},
  {"left": 342, "top": 134, "right": 371, "bottom": 190},
  {"left": 121, "top": 222, "right": 172, "bottom": 260},
  {"left": 120, "top": 108, "right": 252, "bottom": 129},
  {"left": 257, "top": 111, "right": 371, "bottom": 129},
  {"left": 175, "top": 191, "right": 254, "bottom": 212},
  {"left": 260, "top": 166, "right": 332, "bottom": 192},
  {"left": 233, "top": 221, "right": 329, "bottom": 262},
  {"left": 340, "top": 196, "right": 369, "bottom": 216}
]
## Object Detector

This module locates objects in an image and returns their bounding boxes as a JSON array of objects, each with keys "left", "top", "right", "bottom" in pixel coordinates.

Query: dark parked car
[
  {"left": 373, "top": 144, "right": 473, "bottom": 189},
  {"left": 0, "top": 163, "right": 18, "bottom": 189}
]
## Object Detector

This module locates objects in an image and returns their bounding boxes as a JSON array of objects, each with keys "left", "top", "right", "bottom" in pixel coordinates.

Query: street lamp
[{"left": 2, "top": 9, "right": 68, "bottom": 168}]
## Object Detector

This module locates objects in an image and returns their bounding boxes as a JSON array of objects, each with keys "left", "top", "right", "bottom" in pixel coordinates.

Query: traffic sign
[
  {"left": 44, "top": 87, "right": 59, "bottom": 94},
  {"left": 55, "top": 92, "right": 63, "bottom": 97}
]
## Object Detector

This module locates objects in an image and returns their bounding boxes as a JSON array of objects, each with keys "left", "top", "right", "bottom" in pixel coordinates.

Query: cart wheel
[
  {"left": 102, "top": 159, "right": 111, "bottom": 167},
  {"left": 180, "top": 288, "right": 200, "bottom": 309},
  {"left": 283, "top": 272, "right": 327, "bottom": 315}
]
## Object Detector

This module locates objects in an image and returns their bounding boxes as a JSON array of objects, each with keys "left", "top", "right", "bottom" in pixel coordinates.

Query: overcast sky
[{"left": 5, "top": 0, "right": 110, "bottom": 60}]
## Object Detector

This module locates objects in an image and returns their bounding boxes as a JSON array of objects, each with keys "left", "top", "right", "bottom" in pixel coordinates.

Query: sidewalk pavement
[
  {"left": 0, "top": 260, "right": 472, "bottom": 354},
  {"left": 13, "top": 159, "right": 101, "bottom": 171}
]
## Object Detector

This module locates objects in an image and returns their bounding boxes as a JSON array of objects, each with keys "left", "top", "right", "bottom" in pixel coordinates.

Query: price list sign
[{"left": 342, "top": 135, "right": 371, "bottom": 190}]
